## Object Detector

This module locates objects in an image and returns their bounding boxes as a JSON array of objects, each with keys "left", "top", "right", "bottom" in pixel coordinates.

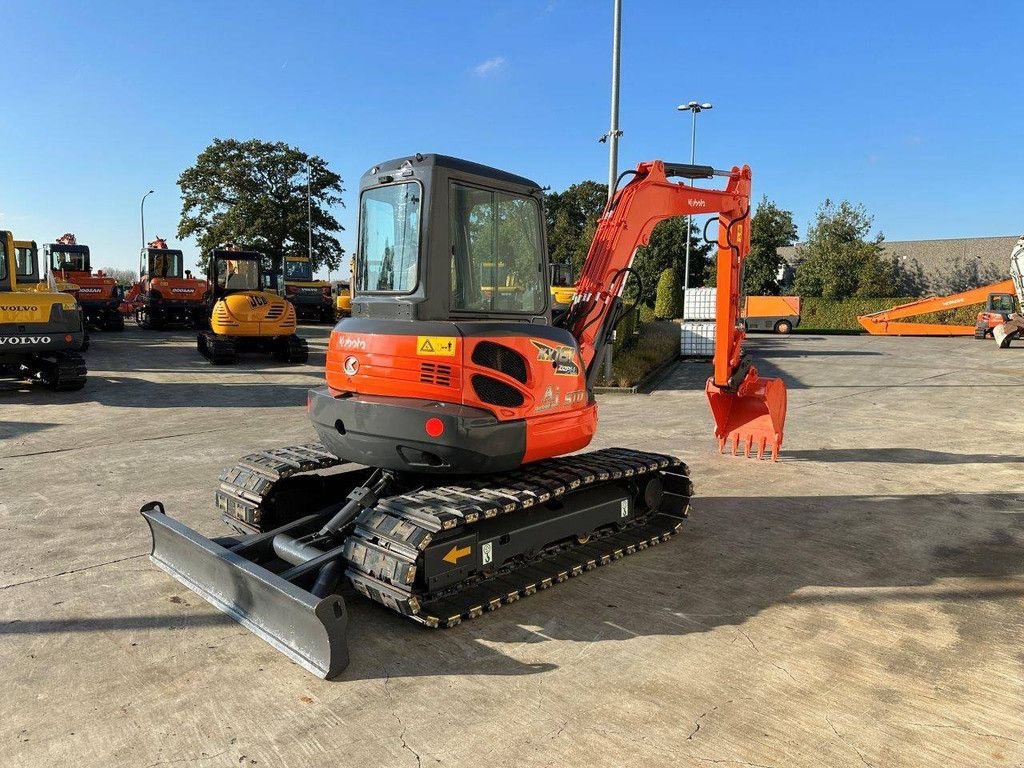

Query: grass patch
[{"left": 597, "top": 320, "right": 679, "bottom": 388}]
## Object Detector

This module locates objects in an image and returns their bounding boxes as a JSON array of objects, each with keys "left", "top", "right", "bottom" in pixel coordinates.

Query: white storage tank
[
  {"left": 680, "top": 322, "right": 715, "bottom": 359},
  {"left": 683, "top": 287, "right": 717, "bottom": 321}
]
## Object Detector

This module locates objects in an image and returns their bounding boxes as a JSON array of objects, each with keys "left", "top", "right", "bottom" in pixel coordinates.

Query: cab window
[
  {"left": 15, "top": 247, "right": 36, "bottom": 278},
  {"left": 216, "top": 259, "right": 260, "bottom": 291},
  {"left": 449, "top": 183, "right": 545, "bottom": 314},
  {"left": 285, "top": 260, "right": 313, "bottom": 281},
  {"left": 357, "top": 182, "right": 421, "bottom": 293}
]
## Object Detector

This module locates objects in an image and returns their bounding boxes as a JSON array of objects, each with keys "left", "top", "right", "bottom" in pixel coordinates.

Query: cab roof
[{"left": 362, "top": 154, "right": 541, "bottom": 191}]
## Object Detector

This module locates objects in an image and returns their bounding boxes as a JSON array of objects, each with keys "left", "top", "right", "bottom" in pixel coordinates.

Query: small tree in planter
[{"left": 654, "top": 267, "right": 683, "bottom": 319}]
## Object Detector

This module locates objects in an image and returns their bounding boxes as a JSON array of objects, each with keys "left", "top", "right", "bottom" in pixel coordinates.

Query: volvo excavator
[
  {"left": 0, "top": 230, "right": 87, "bottom": 390},
  {"left": 142, "top": 154, "right": 787, "bottom": 678}
]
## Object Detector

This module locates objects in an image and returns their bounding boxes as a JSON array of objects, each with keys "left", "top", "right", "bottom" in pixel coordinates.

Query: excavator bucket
[
  {"left": 141, "top": 502, "right": 350, "bottom": 679},
  {"left": 705, "top": 370, "right": 787, "bottom": 461}
]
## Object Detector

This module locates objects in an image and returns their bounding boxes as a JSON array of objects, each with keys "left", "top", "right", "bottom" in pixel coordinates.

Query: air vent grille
[
  {"left": 472, "top": 341, "right": 528, "bottom": 384},
  {"left": 472, "top": 374, "right": 525, "bottom": 408},
  {"left": 420, "top": 362, "right": 453, "bottom": 387}
]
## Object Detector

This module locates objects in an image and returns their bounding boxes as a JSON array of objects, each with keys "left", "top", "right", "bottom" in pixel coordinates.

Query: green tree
[
  {"left": 793, "top": 199, "right": 886, "bottom": 299},
  {"left": 744, "top": 197, "right": 797, "bottom": 296},
  {"left": 634, "top": 218, "right": 711, "bottom": 307},
  {"left": 177, "top": 138, "right": 345, "bottom": 274},
  {"left": 544, "top": 180, "right": 607, "bottom": 278},
  {"left": 654, "top": 267, "right": 684, "bottom": 319}
]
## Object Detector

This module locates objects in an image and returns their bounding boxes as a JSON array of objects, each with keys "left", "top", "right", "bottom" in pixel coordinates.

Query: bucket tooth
[
  {"left": 706, "top": 368, "right": 787, "bottom": 462},
  {"left": 141, "top": 502, "right": 350, "bottom": 679}
]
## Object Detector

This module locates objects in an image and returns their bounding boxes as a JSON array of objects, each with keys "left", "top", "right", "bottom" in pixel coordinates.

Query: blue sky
[{"left": 2, "top": 1, "right": 1022, "bottom": 276}]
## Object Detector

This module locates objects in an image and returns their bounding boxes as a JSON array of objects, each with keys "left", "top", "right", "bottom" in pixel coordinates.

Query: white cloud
[{"left": 473, "top": 56, "right": 506, "bottom": 77}]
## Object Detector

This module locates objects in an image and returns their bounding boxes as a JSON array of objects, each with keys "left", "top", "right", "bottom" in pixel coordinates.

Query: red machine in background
[
  {"left": 44, "top": 233, "right": 124, "bottom": 331},
  {"left": 143, "top": 154, "right": 787, "bottom": 678},
  {"left": 124, "top": 237, "right": 207, "bottom": 329}
]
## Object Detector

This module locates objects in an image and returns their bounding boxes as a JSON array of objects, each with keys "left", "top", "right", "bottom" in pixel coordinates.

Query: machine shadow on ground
[
  {"left": 3, "top": 491, "right": 1020, "bottom": 683},
  {"left": 786, "top": 448, "right": 1024, "bottom": 464}
]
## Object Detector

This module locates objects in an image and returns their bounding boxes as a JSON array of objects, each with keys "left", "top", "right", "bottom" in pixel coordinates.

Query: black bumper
[{"left": 308, "top": 388, "right": 526, "bottom": 474}]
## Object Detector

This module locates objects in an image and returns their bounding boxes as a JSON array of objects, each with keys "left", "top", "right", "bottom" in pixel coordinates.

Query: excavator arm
[
  {"left": 857, "top": 279, "right": 1016, "bottom": 336},
  {"left": 565, "top": 160, "right": 786, "bottom": 459}
]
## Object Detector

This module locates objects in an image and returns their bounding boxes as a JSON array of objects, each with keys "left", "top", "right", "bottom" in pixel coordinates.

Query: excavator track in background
[
  {"left": 23, "top": 350, "right": 87, "bottom": 391},
  {"left": 197, "top": 330, "right": 238, "bottom": 365},
  {"left": 211, "top": 444, "right": 692, "bottom": 628}
]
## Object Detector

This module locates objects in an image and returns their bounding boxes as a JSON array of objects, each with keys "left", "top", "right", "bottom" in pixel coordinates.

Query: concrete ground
[{"left": 1, "top": 326, "right": 1023, "bottom": 768}]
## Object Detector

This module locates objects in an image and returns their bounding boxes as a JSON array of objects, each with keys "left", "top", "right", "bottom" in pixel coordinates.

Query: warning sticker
[{"left": 416, "top": 336, "right": 457, "bottom": 356}]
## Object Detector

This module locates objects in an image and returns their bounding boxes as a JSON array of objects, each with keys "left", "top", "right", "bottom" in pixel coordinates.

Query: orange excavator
[
  {"left": 124, "top": 237, "right": 208, "bottom": 329},
  {"left": 142, "top": 154, "right": 787, "bottom": 678},
  {"left": 44, "top": 233, "right": 124, "bottom": 331},
  {"left": 858, "top": 237, "right": 1023, "bottom": 338}
]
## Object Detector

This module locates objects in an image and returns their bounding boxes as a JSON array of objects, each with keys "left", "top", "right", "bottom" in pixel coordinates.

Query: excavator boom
[
  {"left": 565, "top": 161, "right": 786, "bottom": 458},
  {"left": 858, "top": 279, "right": 1016, "bottom": 336}
]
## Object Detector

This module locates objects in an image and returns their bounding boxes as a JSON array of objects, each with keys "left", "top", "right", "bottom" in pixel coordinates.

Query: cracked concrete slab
[{"left": 1, "top": 327, "right": 1022, "bottom": 767}]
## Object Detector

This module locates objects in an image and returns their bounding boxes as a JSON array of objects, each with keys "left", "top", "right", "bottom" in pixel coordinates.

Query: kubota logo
[
  {"left": 687, "top": 198, "right": 707, "bottom": 208},
  {"left": 337, "top": 336, "right": 366, "bottom": 350},
  {"left": 0, "top": 336, "right": 51, "bottom": 345}
]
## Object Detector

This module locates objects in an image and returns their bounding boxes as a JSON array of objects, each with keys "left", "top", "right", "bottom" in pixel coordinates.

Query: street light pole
[
  {"left": 676, "top": 102, "right": 713, "bottom": 301},
  {"left": 140, "top": 189, "right": 154, "bottom": 276},
  {"left": 605, "top": 0, "right": 622, "bottom": 204},
  {"left": 597, "top": 0, "right": 623, "bottom": 384}
]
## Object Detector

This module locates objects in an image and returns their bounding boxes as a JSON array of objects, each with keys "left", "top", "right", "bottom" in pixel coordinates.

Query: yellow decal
[
  {"left": 417, "top": 336, "right": 456, "bottom": 356},
  {"left": 442, "top": 545, "right": 472, "bottom": 565}
]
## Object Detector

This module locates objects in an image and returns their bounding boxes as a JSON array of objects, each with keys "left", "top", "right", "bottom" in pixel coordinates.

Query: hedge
[{"left": 798, "top": 297, "right": 986, "bottom": 332}]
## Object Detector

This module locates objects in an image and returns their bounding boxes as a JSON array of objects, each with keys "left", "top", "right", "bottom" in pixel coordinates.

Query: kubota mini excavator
[{"left": 142, "top": 154, "right": 787, "bottom": 678}]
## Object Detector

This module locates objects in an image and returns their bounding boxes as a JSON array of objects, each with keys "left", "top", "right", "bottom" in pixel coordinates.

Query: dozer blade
[
  {"left": 705, "top": 369, "right": 787, "bottom": 461},
  {"left": 141, "top": 502, "right": 350, "bottom": 679}
]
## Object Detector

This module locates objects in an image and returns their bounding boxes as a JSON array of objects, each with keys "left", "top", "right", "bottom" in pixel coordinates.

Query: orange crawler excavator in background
[
  {"left": 858, "top": 237, "right": 1023, "bottom": 338},
  {"left": 142, "top": 154, "right": 787, "bottom": 678}
]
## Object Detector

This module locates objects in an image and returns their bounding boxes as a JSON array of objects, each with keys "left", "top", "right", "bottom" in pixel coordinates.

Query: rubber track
[
  {"left": 213, "top": 443, "right": 692, "bottom": 628},
  {"left": 29, "top": 351, "right": 87, "bottom": 391},
  {"left": 198, "top": 331, "right": 237, "bottom": 364},
  {"left": 215, "top": 442, "right": 347, "bottom": 528},
  {"left": 341, "top": 447, "right": 690, "bottom": 627}
]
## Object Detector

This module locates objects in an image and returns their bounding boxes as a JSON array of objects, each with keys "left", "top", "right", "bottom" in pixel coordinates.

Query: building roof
[{"left": 778, "top": 235, "right": 1020, "bottom": 277}]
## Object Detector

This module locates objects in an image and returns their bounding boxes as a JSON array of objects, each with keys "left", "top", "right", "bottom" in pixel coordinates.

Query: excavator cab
[
  {"left": 14, "top": 240, "right": 41, "bottom": 285},
  {"left": 987, "top": 292, "right": 1015, "bottom": 315}
]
